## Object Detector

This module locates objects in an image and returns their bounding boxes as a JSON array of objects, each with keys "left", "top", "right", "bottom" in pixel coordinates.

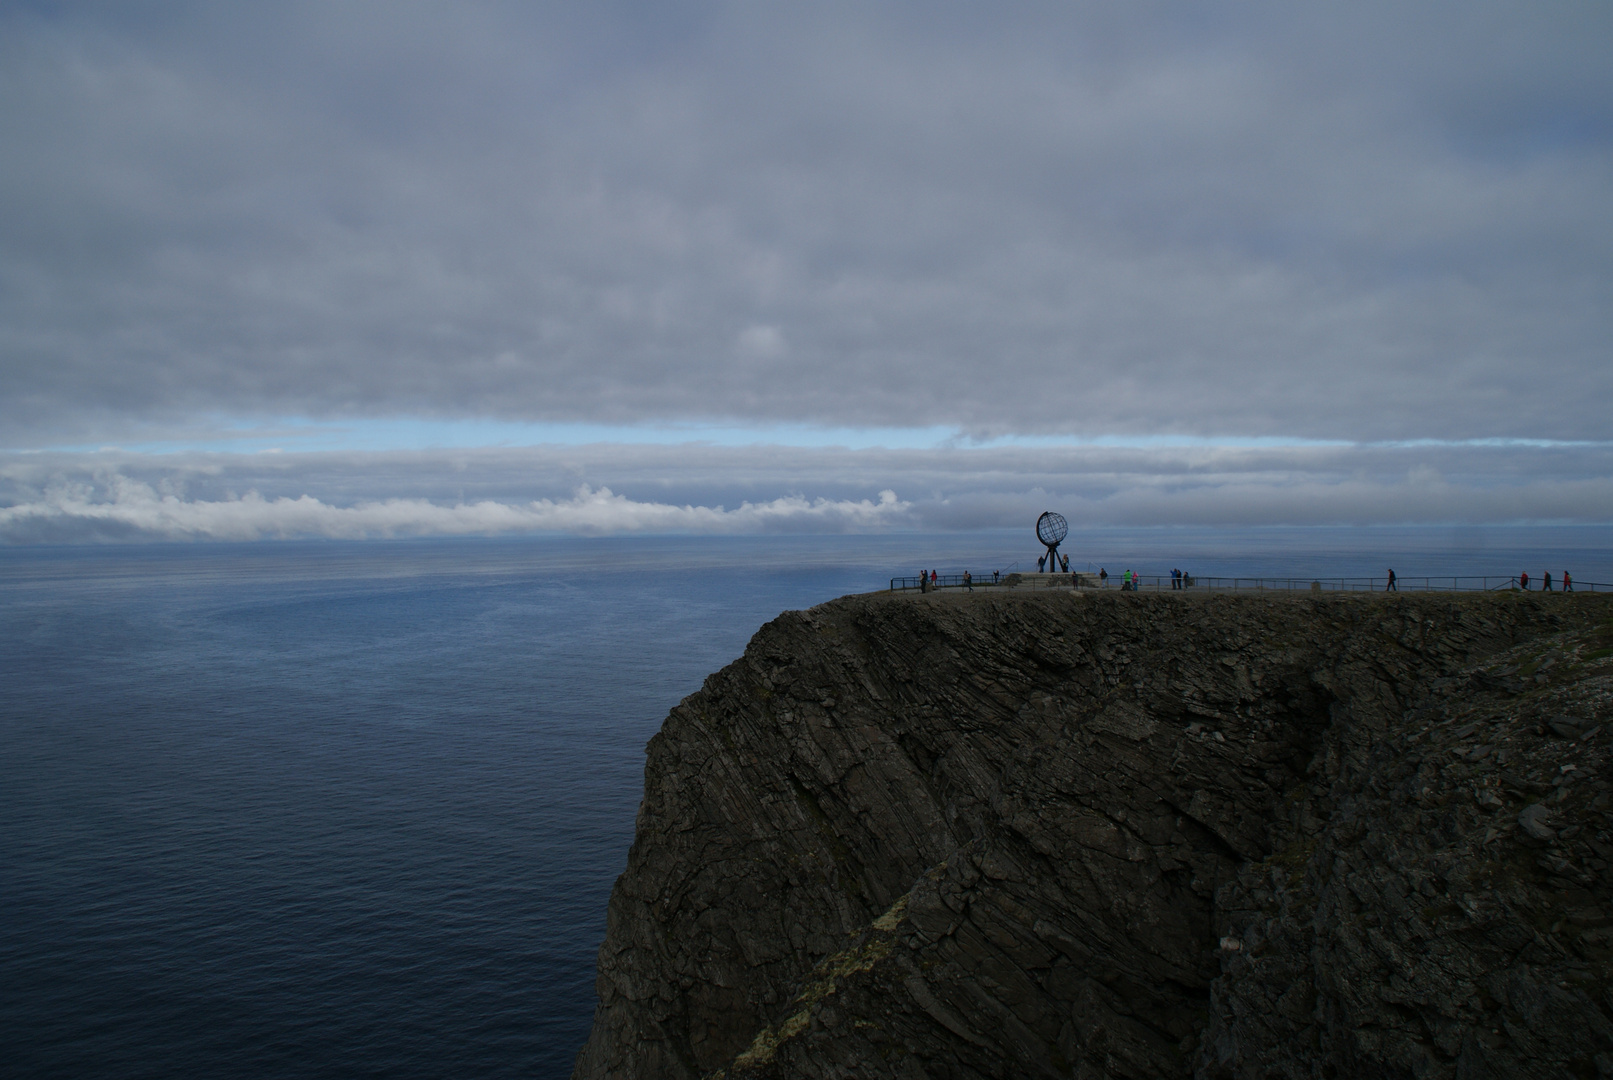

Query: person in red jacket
[
  {"left": 1520, "top": 571, "right": 1529, "bottom": 590},
  {"left": 1564, "top": 571, "right": 1573, "bottom": 592}
]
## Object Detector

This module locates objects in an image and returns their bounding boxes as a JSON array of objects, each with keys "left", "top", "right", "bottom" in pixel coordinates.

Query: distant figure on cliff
[
  {"left": 1520, "top": 571, "right": 1529, "bottom": 590},
  {"left": 1037, "top": 555, "right": 1046, "bottom": 572},
  {"left": 1060, "top": 554, "right": 1070, "bottom": 572},
  {"left": 1386, "top": 569, "right": 1396, "bottom": 592},
  {"left": 964, "top": 570, "right": 973, "bottom": 591},
  {"left": 993, "top": 570, "right": 999, "bottom": 584},
  {"left": 1099, "top": 568, "right": 1108, "bottom": 587},
  {"left": 919, "top": 570, "right": 929, "bottom": 593},
  {"left": 930, "top": 569, "right": 937, "bottom": 587},
  {"left": 1564, "top": 571, "right": 1573, "bottom": 591},
  {"left": 1543, "top": 571, "right": 1554, "bottom": 591},
  {"left": 1171, "top": 568, "right": 1180, "bottom": 590}
]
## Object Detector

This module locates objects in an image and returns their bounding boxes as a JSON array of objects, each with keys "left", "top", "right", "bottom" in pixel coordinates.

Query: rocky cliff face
[{"left": 572, "top": 590, "right": 1613, "bottom": 1080}]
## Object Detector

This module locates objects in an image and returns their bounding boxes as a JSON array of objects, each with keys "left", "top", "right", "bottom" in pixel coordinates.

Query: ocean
[{"left": 3, "top": 526, "right": 1610, "bottom": 1078}]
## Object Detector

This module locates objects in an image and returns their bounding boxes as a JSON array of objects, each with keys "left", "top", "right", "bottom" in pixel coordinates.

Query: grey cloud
[{"left": 1, "top": 2, "right": 1610, "bottom": 446}]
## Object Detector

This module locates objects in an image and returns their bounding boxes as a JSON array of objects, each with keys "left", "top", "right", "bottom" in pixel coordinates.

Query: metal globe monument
[{"left": 1036, "top": 511, "right": 1068, "bottom": 573}]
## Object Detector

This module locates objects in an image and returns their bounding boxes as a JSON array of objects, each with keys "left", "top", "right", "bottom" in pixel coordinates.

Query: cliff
[{"left": 573, "top": 589, "right": 1613, "bottom": 1079}]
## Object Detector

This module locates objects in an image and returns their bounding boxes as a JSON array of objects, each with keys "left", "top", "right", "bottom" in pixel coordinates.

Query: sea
[{"left": 3, "top": 526, "right": 1610, "bottom": 1079}]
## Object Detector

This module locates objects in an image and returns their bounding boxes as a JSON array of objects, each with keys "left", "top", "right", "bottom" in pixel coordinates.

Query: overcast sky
[{"left": 2, "top": 2, "right": 1610, "bottom": 539}]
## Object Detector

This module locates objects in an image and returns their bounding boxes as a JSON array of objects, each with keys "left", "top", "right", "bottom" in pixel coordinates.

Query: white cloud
[
  {"left": 0, "top": 474, "right": 912, "bottom": 542},
  {"left": 2, "top": 438, "right": 1608, "bottom": 543},
  {"left": 735, "top": 325, "right": 786, "bottom": 359}
]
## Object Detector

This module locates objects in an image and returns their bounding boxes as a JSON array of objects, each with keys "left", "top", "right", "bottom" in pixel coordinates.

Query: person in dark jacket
[{"left": 1386, "top": 569, "right": 1397, "bottom": 592}]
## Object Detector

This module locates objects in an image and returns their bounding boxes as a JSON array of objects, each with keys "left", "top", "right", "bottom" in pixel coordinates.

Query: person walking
[
  {"left": 1543, "top": 571, "right": 1554, "bottom": 591},
  {"left": 1520, "top": 571, "right": 1529, "bottom": 591},
  {"left": 1386, "top": 568, "right": 1397, "bottom": 592},
  {"left": 1099, "top": 567, "right": 1108, "bottom": 587},
  {"left": 1564, "top": 571, "right": 1573, "bottom": 592}
]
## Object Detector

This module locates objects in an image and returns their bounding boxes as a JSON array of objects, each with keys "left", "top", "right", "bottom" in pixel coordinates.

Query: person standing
[
  {"left": 964, "top": 570, "right": 973, "bottom": 592},
  {"left": 1099, "top": 568, "right": 1108, "bottom": 587},
  {"left": 930, "top": 569, "right": 938, "bottom": 587},
  {"left": 1564, "top": 571, "right": 1573, "bottom": 592},
  {"left": 1386, "top": 569, "right": 1397, "bottom": 592},
  {"left": 1520, "top": 571, "right": 1529, "bottom": 590},
  {"left": 1544, "top": 571, "right": 1554, "bottom": 591}
]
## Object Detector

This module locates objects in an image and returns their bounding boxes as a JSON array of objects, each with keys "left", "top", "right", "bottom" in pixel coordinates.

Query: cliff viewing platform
[{"left": 892, "top": 571, "right": 1610, "bottom": 593}]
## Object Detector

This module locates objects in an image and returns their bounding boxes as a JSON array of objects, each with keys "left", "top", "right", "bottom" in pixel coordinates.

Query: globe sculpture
[{"left": 1036, "top": 511, "right": 1068, "bottom": 573}]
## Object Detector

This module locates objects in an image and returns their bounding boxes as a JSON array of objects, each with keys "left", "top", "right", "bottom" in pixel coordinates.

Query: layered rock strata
[{"left": 572, "top": 590, "right": 1613, "bottom": 1079}]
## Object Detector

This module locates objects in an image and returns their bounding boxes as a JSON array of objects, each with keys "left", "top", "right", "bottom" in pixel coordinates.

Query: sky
[{"left": 1, "top": 1, "right": 1610, "bottom": 541}]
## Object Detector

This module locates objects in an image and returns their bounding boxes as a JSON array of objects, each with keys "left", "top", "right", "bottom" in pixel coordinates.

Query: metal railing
[
  {"left": 892, "top": 573, "right": 998, "bottom": 590},
  {"left": 891, "top": 573, "right": 1612, "bottom": 593}
]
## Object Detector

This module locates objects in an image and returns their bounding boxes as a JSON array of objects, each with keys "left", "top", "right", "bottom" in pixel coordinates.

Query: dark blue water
[{"left": 3, "top": 528, "right": 1609, "bottom": 1079}]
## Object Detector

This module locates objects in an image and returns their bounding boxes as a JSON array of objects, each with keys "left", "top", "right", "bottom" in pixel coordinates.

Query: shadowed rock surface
[{"left": 572, "top": 590, "right": 1613, "bottom": 1079}]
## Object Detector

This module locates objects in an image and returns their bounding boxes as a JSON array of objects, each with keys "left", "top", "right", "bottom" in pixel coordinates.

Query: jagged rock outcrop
[{"left": 572, "top": 590, "right": 1613, "bottom": 1079}]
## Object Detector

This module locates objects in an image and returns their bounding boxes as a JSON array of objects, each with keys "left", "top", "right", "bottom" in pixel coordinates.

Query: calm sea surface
[{"left": 3, "top": 527, "right": 1610, "bottom": 1078}]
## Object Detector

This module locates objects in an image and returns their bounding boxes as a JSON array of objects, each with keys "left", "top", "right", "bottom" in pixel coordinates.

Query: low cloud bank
[
  {"left": 0, "top": 477, "right": 912, "bottom": 542},
  {"left": 2, "top": 442, "right": 1609, "bottom": 543}
]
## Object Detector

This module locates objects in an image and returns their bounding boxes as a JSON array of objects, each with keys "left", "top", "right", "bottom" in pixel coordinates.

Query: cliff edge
[{"left": 574, "top": 589, "right": 1613, "bottom": 1079}]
